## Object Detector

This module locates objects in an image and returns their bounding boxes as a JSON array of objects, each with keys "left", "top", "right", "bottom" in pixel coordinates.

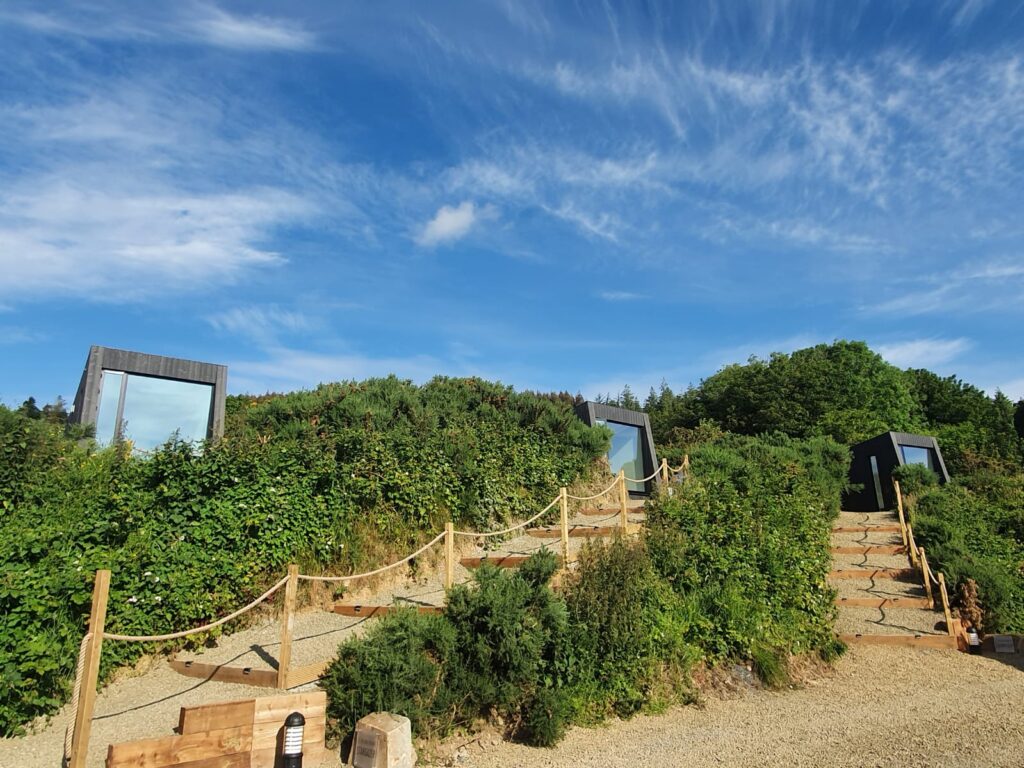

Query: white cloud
[
  {"left": 876, "top": 338, "right": 972, "bottom": 369},
  {"left": 995, "top": 377, "right": 1024, "bottom": 401},
  {"left": 0, "top": 326, "right": 47, "bottom": 345},
  {"left": 417, "top": 201, "right": 483, "bottom": 247},
  {"left": 206, "top": 306, "right": 314, "bottom": 345},
  {"left": 0, "top": 4, "right": 317, "bottom": 52},
  {"left": 598, "top": 291, "right": 644, "bottom": 301},
  {"left": 228, "top": 346, "right": 444, "bottom": 393},
  {"left": 188, "top": 6, "right": 316, "bottom": 51},
  {"left": 0, "top": 176, "right": 308, "bottom": 301}
]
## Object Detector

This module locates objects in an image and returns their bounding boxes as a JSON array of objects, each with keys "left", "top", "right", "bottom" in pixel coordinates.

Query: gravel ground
[
  {"left": 7, "top": 502, "right": 1005, "bottom": 768},
  {"left": 439, "top": 645, "right": 1024, "bottom": 768}
]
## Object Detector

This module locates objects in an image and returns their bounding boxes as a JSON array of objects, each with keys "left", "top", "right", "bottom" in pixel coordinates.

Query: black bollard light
[{"left": 282, "top": 711, "right": 305, "bottom": 768}]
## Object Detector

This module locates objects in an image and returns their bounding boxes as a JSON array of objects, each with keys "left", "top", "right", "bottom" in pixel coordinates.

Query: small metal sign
[
  {"left": 992, "top": 634, "right": 1016, "bottom": 654},
  {"left": 352, "top": 729, "right": 380, "bottom": 768}
]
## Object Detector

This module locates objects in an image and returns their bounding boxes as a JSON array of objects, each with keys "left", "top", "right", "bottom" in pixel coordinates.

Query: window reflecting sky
[{"left": 95, "top": 372, "right": 212, "bottom": 451}]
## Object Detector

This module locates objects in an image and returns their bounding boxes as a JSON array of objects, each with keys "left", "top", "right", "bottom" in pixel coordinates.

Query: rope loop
[
  {"left": 103, "top": 576, "right": 289, "bottom": 642},
  {"left": 299, "top": 531, "right": 446, "bottom": 583},
  {"left": 453, "top": 496, "right": 560, "bottom": 538}
]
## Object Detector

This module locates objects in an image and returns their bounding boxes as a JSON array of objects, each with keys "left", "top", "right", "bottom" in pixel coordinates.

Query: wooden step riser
[
  {"left": 832, "top": 525, "right": 902, "bottom": 533},
  {"left": 828, "top": 569, "right": 916, "bottom": 580},
  {"left": 835, "top": 597, "right": 932, "bottom": 609},
  {"left": 579, "top": 507, "right": 645, "bottom": 516},
  {"left": 333, "top": 604, "right": 443, "bottom": 617},
  {"left": 839, "top": 633, "right": 958, "bottom": 650},
  {"left": 460, "top": 555, "right": 567, "bottom": 568},
  {"left": 831, "top": 545, "right": 906, "bottom": 555},
  {"left": 527, "top": 526, "right": 622, "bottom": 538}
]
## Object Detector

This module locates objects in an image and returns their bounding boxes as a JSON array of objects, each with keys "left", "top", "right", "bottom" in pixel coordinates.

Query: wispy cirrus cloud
[
  {"left": 0, "top": 3, "right": 317, "bottom": 51},
  {"left": 876, "top": 338, "right": 972, "bottom": 368},
  {"left": 598, "top": 291, "right": 644, "bottom": 301},
  {"left": 206, "top": 305, "right": 315, "bottom": 345},
  {"left": 187, "top": 5, "right": 317, "bottom": 51}
]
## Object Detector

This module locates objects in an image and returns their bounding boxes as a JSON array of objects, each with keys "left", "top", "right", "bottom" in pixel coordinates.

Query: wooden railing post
[
  {"left": 559, "top": 487, "right": 570, "bottom": 567},
  {"left": 277, "top": 564, "right": 299, "bottom": 689},
  {"left": 906, "top": 523, "right": 920, "bottom": 570},
  {"left": 444, "top": 521, "right": 455, "bottom": 590},
  {"left": 618, "top": 470, "right": 628, "bottom": 532},
  {"left": 682, "top": 454, "right": 690, "bottom": 476},
  {"left": 937, "top": 572, "right": 955, "bottom": 637},
  {"left": 919, "top": 547, "right": 935, "bottom": 609},
  {"left": 893, "top": 479, "right": 909, "bottom": 548},
  {"left": 660, "top": 457, "right": 669, "bottom": 484},
  {"left": 68, "top": 569, "right": 110, "bottom": 768}
]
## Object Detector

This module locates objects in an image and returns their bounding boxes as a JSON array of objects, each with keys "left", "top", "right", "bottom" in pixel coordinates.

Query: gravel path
[{"left": 444, "top": 645, "right": 1024, "bottom": 768}]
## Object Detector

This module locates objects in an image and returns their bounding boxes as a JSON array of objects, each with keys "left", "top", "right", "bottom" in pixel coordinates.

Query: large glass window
[
  {"left": 598, "top": 419, "right": 645, "bottom": 492},
  {"left": 94, "top": 371, "right": 213, "bottom": 451},
  {"left": 900, "top": 445, "right": 935, "bottom": 471}
]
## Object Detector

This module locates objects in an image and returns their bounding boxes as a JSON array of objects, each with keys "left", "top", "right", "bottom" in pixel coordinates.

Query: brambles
[{"left": 0, "top": 377, "right": 608, "bottom": 736}]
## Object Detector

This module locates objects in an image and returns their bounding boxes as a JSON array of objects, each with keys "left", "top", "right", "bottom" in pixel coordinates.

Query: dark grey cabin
[
  {"left": 845, "top": 431, "right": 949, "bottom": 511},
  {"left": 575, "top": 401, "right": 660, "bottom": 496}
]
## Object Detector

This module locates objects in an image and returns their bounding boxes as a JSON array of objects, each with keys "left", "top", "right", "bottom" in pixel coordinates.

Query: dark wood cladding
[
  {"left": 69, "top": 345, "right": 227, "bottom": 441},
  {"left": 845, "top": 430, "right": 949, "bottom": 512},
  {"left": 574, "top": 401, "right": 660, "bottom": 496}
]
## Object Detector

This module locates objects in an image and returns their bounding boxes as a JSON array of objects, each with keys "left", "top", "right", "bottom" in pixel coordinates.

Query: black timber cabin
[{"left": 845, "top": 431, "right": 950, "bottom": 512}]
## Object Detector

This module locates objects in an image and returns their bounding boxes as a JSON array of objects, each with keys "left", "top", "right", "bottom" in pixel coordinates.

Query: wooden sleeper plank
[
  {"left": 332, "top": 604, "right": 443, "bottom": 617},
  {"left": 835, "top": 596, "right": 932, "bottom": 608},
  {"left": 838, "top": 633, "right": 958, "bottom": 650},
  {"left": 831, "top": 524, "right": 902, "bottom": 533},
  {"left": 830, "top": 545, "right": 906, "bottom": 555},
  {"left": 169, "top": 660, "right": 278, "bottom": 688},
  {"left": 526, "top": 525, "right": 621, "bottom": 538},
  {"left": 828, "top": 568, "right": 916, "bottom": 580}
]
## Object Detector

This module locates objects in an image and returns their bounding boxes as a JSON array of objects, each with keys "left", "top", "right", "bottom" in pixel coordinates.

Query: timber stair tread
[
  {"left": 828, "top": 568, "right": 916, "bottom": 580},
  {"left": 831, "top": 524, "right": 902, "bottom": 533},
  {"left": 839, "top": 633, "right": 957, "bottom": 649},
  {"left": 460, "top": 554, "right": 567, "bottom": 568},
  {"left": 527, "top": 524, "right": 624, "bottom": 538},
  {"left": 831, "top": 545, "right": 906, "bottom": 555},
  {"left": 332, "top": 604, "right": 443, "bottom": 617},
  {"left": 835, "top": 596, "right": 932, "bottom": 609}
]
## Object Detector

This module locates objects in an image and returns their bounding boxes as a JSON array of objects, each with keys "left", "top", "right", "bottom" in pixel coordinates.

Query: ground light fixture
[{"left": 283, "top": 711, "right": 305, "bottom": 767}]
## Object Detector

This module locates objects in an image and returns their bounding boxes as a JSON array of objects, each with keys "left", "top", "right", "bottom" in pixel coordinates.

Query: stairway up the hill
[{"left": 830, "top": 509, "right": 957, "bottom": 650}]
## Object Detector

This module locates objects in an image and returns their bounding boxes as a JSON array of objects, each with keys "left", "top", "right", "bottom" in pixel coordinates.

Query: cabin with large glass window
[
  {"left": 845, "top": 431, "right": 950, "bottom": 512},
  {"left": 69, "top": 346, "right": 227, "bottom": 452},
  {"left": 574, "top": 401, "right": 660, "bottom": 496}
]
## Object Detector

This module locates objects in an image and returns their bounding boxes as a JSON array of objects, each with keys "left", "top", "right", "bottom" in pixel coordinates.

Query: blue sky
[{"left": 2, "top": 1, "right": 1023, "bottom": 407}]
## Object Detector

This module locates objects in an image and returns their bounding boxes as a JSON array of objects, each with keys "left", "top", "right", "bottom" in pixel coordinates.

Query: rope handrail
[
  {"left": 669, "top": 460, "right": 687, "bottom": 474},
  {"left": 299, "top": 531, "right": 447, "bottom": 583},
  {"left": 103, "top": 575, "right": 290, "bottom": 642},
  {"left": 454, "top": 496, "right": 560, "bottom": 538},
  {"left": 566, "top": 476, "right": 620, "bottom": 501},
  {"left": 623, "top": 467, "right": 662, "bottom": 484}
]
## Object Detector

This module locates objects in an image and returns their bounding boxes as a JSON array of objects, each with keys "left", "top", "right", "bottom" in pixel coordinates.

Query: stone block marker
[{"left": 350, "top": 712, "right": 416, "bottom": 768}]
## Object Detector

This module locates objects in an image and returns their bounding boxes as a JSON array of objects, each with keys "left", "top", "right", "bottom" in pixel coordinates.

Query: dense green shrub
[
  {"left": 562, "top": 538, "right": 695, "bottom": 720},
  {"left": 322, "top": 551, "right": 571, "bottom": 747},
  {"left": 910, "top": 474, "right": 1024, "bottom": 633},
  {"left": 0, "top": 377, "right": 608, "bottom": 736},
  {"left": 645, "top": 433, "right": 847, "bottom": 668},
  {"left": 891, "top": 463, "right": 939, "bottom": 496}
]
